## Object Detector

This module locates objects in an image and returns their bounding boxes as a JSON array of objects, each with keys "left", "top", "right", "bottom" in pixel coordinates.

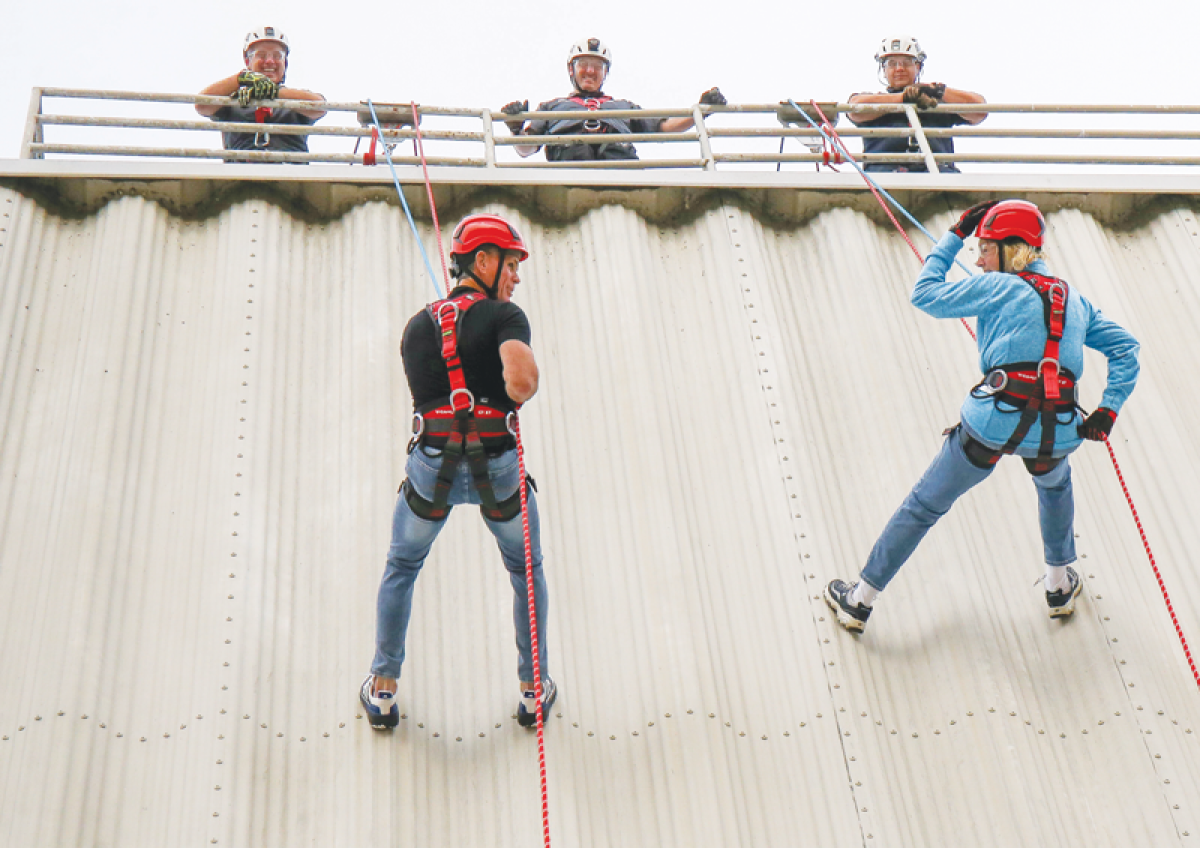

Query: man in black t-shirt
[
  {"left": 196, "top": 27, "right": 326, "bottom": 155},
  {"left": 362, "top": 214, "right": 556, "bottom": 731},
  {"left": 500, "top": 37, "right": 725, "bottom": 162},
  {"left": 848, "top": 36, "right": 987, "bottom": 173}
]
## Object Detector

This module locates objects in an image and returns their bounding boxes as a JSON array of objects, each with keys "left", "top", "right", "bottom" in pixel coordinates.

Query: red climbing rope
[
  {"left": 411, "top": 102, "right": 450, "bottom": 288},
  {"left": 807, "top": 101, "right": 978, "bottom": 341},
  {"left": 514, "top": 416, "right": 552, "bottom": 846},
  {"left": 1104, "top": 439, "right": 1200, "bottom": 689}
]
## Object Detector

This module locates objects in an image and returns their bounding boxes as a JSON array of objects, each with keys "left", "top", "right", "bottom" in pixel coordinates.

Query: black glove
[
  {"left": 919, "top": 82, "right": 947, "bottom": 101},
  {"left": 235, "top": 70, "right": 278, "bottom": 107},
  {"left": 902, "top": 84, "right": 939, "bottom": 110},
  {"left": 1078, "top": 407, "right": 1117, "bottom": 441},
  {"left": 699, "top": 87, "right": 727, "bottom": 107},
  {"left": 501, "top": 99, "right": 528, "bottom": 135},
  {"left": 951, "top": 200, "right": 1000, "bottom": 239}
]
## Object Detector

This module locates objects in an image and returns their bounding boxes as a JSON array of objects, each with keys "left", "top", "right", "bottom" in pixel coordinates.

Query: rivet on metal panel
[
  {"left": 1098, "top": 720, "right": 1104, "bottom": 725},
  {"left": 1096, "top": 594, "right": 1103, "bottom": 599},
  {"left": 1112, "top": 638, "right": 1119, "bottom": 643},
  {"left": 633, "top": 731, "right": 639, "bottom": 736},
  {"left": 100, "top": 723, "right": 106, "bottom": 728},
  {"left": 988, "top": 707, "right": 995, "bottom": 713},
  {"left": 890, "top": 730, "right": 896, "bottom": 735},
  {"left": 276, "top": 732, "right": 282, "bottom": 737},
  {"left": 324, "top": 733, "right": 330, "bottom": 737},
  {"left": 1082, "top": 730, "right": 1088, "bottom": 734},
  {"left": 816, "top": 713, "right": 822, "bottom": 718},
  {"left": 800, "top": 722, "right": 806, "bottom": 727},
  {"left": 1155, "top": 753, "right": 1160, "bottom": 758},
  {"left": 934, "top": 730, "right": 940, "bottom": 735},
  {"left": 738, "top": 732, "right": 745, "bottom": 737},
  {"left": 1060, "top": 733, "right": 1066, "bottom": 738},
  {"left": 687, "top": 710, "right": 693, "bottom": 714},
  {"left": 784, "top": 732, "right": 790, "bottom": 737},
  {"left": 217, "top": 759, "right": 223, "bottom": 764},
  {"left": 140, "top": 737, "right": 146, "bottom": 742},
  {"left": 1115, "top": 711, "right": 1122, "bottom": 715},
  {"left": 609, "top": 736, "right": 616, "bottom": 740},
  {"left": 967, "top": 711, "right": 973, "bottom": 716},
  {"left": 57, "top": 711, "right": 64, "bottom": 716},
  {"left": 215, "top": 785, "right": 221, "bottom": 790},
  {"left": 709, "top": 713, "right": 715, "bottom": 718},
  {"left": 877, "top": 720, "right": 883, "bottom": 726},
  {"left": 844, "top": 731, "right": 850, "bottom": 737},
  {"left": 35, "top": 716, "right": 41, "bottom": 721},
  {"left": 648, "top": 722, "right": 654, "bottom": 727},
  {"left": 823, "top": 639, "right": 830, "bottom": 644},
  {"left": 949, "top": 720, "right": 956, "bottom": 725},
  {"left": 1158, "top": 710, "right": 1165, "bottom": 715},
  {"left": 849, "top": 756, "right": 855, "bottom": 761},
  {"left": 418, "top": 723, "right": 424, "bottom": 728},
  {"left": 833, "top": 684, "right": 840, "bottom": 689},
  {"left": 115, "top": 732, "right": 121, "bottom": 737},
  {"left": 433, "top": 733, "right": 440, "bottom": 738},
  {"left": 588, "top": 732, "right": 594, "bottom": 736},
  {"left": 213, "top": 813, "right": 219, "bottom": 818},
  {"left": 725, "top": 722, "right": 731, "bottom": 727},
  {"left": 665, "top": 713, "right": 671, "bottom": 718},
  {"left": 164, "top": 733, "right": 170, "bottom": 738}
]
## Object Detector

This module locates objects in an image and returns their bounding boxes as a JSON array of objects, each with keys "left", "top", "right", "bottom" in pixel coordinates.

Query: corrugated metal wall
[{"left": 1, "top": 184, "right": 1198, "bottom": 847}]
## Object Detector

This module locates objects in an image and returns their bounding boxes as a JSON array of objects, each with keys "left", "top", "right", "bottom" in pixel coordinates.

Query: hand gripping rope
[
  {"left": 787, "top": 100, "right": 1198, "bottom": 690},
  {"left": 514, "top": 415, "right": 552, "bottom": 846}
]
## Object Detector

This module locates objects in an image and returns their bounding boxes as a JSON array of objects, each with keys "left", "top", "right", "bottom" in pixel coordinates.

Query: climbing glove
[
  {"left": 902, "top": 84, "right": 939, "bottom": 110},
  {"left": 235, "top": 70, "right": 279, "bottom": 107},
  {"left": 699, "top": 87, "right": 727, "bottom": 107},
  {"left": 919, "top": 82, "right": 947, "bottom": 101},
  {"left": 951, "top": 200, "right": 1000, "bottom": 239},
  {"left": 501, "top": 100, "right": 528, "bottom": 135},
  {"left": 1078, "top": 408, "right": 1117, "bottom": 441}
]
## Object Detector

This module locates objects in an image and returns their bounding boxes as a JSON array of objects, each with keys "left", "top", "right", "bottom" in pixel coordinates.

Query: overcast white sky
[{"left": 0, "top": 0, "right": 1194, "bottom": 162}]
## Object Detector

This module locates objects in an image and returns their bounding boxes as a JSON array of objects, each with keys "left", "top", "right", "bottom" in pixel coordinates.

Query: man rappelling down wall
[
  {"left": 361, "top": 214, "right": 555, "bottom": 729},
  {"left": 825, "top": 200, "right": 1141, "bottom": 633}
]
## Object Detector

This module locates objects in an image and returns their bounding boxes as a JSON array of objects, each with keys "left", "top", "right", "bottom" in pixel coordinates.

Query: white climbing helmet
[
  {"left": 875, "top": 36, "right": 926, "bottom": 65},
  {"left": 244, "top": 27, "right": 290, "bottom": 57},
  {"left": 567, "top": 37, "right": 612, "bottom": 68}
]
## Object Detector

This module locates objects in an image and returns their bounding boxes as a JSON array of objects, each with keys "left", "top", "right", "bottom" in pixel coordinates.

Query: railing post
[
  {"left": 903, "top": 104, "right": 939, "bottom": 173},
  {"left": 482, "top": 108, "right": 496, "bottom": 168},
  {"left": 21, "top": 87, "right": 45, "bottom": 160},
  {"left": 692, "top": 104, "right": 716, "bottom": 171}
]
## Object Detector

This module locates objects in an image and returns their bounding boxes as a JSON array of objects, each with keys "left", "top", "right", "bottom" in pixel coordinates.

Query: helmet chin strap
[{"left": 464, "top": 252, "right": 504, "bottom": 299}]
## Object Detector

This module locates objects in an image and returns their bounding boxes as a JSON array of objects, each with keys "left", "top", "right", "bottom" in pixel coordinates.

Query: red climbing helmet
[
  {"left": 450, "top": 214, "right": 529, "bottom": 262},
  {"left": 976, "top": 200, "right": 1045, "bottom": 247}
]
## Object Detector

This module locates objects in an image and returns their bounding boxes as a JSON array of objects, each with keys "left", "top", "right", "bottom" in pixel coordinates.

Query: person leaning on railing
[
  {"left": 195, "top": 26, "right": 326, "bottom": 155},
  {"left": 500, "top": 37, "right": 725, "bottom": 162},
  {"left": 847, "top": 36, "right": 986, "bottom": 173}
]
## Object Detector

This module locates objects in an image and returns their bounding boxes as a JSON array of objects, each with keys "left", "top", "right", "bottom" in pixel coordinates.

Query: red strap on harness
[
  {"left": 430, "top": 291, "right": 487, "bottom": 414},
  {"left": 568, "top": 95, "right": 613, "bottom": 110},
  {"left": 1018, "top": 272, "right": 1069, "bottom": 401},
  {"left": 254, "top": 106, "right": 271, "bottom": 123}
]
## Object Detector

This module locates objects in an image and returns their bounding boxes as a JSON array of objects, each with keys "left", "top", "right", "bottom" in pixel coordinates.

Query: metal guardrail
[{"left": 19, "top": 87, "right": 1200, "bottom": 171}]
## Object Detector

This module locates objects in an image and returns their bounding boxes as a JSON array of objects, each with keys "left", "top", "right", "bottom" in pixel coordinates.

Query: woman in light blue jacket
[{"left": 826, "top": 199, "right": 1140, "bottom": 633}]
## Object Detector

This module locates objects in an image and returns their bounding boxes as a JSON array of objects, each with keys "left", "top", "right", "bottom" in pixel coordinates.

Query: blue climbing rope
[
  {"left": 366, "top": 99, "right": 444, "bottom": 298},
  {"left": 786, "top": 99, "right": 976, "bottom": 278}
]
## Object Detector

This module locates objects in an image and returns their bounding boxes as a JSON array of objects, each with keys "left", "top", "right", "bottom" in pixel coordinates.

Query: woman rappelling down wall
[{"left": 824, "top": 200, "right": 1141, "bottom": 633}]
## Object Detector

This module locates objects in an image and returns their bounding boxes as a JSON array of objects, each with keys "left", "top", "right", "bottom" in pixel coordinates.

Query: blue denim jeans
[
  {"left": 370, "top": 445, "right": 549, "bottom": 682},
  {"left": 859, "top": 426, "right": 1077, "bottom": 591}
]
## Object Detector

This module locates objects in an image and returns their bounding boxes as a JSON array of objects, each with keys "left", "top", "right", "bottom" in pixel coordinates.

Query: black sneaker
[
  {"left": 1046, "top": 566, "right": 1083, "bottom": 618},
  {"left": 360, "top": 675, "right": 399, "bottom": 730},
  {"left": 517, "top": 676, "right": 557, "bottom": 727},
  {"left": 825, "top": 579, "right": 872, "bottom": 633}
]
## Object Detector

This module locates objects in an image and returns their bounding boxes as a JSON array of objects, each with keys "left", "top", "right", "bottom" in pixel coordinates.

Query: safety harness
[
  {"left": 967, "top": 272, "right": 1079, "bottom": 471},
  {"left": 402, "top": 291, "right": 522, "bottom": 522}
]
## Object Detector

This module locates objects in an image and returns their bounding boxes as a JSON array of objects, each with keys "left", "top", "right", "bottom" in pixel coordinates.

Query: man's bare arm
[{"left": 500, "top": 340, "right": 539, "bottom": 403}]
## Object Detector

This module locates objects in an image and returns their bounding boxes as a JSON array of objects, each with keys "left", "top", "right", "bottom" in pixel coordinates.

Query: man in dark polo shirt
[
  {"left": 500, "top": 37, "right": 725, "bottom": 162},
  {"left": 196, "top": 27, "right": 326, "bottom": 155},
  {"left": 361, "top": 214, "right": 555, "bottom": 731},
  {"left": 848, "top": 36, "right": 987, "bottom": 173}
]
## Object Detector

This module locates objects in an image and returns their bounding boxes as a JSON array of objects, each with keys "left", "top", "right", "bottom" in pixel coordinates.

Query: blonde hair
[{"left": 1003, "top": 241, "right": 1043, "bottom": 273}]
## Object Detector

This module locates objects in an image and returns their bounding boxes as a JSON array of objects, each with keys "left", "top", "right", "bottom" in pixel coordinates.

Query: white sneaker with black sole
[
  {"left": 517, "top": 676, "right": 557, "bottom": 727},
  {"left": 360, "top": 675, "right": 399, "bottom": 730},
  {"left": 1045, "top": 566, "right": 1083, "bottom": 618}
]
